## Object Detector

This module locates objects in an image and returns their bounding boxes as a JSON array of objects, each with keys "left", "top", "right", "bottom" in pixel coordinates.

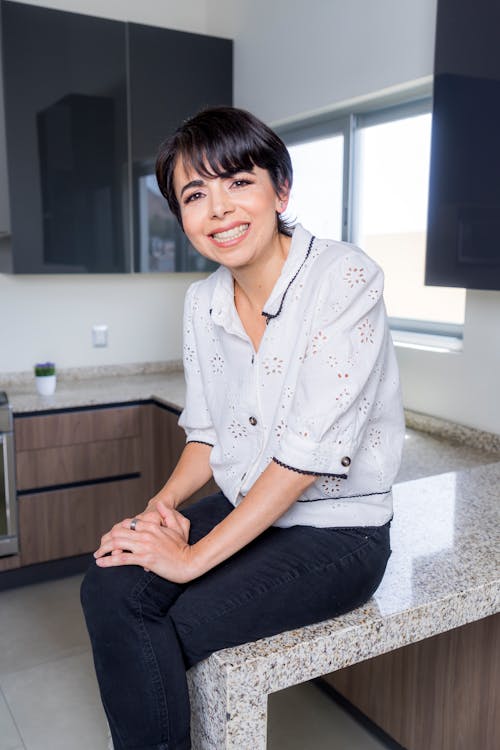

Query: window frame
[{"left": 276, "top": 88, "right": 465, "bottom": 341}]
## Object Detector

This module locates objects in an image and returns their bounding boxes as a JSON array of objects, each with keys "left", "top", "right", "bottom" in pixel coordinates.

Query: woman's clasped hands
[{"left": 93, "top": 499, "right": 198, "bottom": 583}]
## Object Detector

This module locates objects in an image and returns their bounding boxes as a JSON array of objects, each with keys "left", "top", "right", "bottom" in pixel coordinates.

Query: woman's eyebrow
[{"left": 180, "top": 179, "right": 205, "bottom": 198}]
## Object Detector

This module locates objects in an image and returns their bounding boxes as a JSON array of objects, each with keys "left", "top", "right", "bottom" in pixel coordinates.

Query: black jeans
[{"left": 80, "top": 492, "right": 392, "bottom": 750}]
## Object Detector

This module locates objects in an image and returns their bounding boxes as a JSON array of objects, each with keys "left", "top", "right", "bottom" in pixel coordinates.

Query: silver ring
[{"left": 130, "top": 518, "right": 139, "bottom": 531}]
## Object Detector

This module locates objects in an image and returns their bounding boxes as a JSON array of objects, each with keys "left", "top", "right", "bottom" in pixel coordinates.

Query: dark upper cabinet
[
  {"left": 1, "top": 1, "right": 129, "bottom": 273},
  {"left": 129, "top": 24, "right": 232, "bottom": 273},
  {"left": 426, "top": 0, "right": 500, "bottom": 290},
  {"left": 0, "top": 2, "right": 233, "bottom": 274}
]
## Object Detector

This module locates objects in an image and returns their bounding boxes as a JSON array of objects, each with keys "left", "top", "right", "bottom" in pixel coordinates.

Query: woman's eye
[
  {"left": 232, "top": 179, "right": 252, "bottom": 188},
  {"left": 184, "top": 191, "right": 204, "bottom": 204}
]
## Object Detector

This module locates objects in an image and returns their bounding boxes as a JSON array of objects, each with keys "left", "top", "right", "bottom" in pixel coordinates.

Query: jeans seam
[
  {"left": 130, "top": 575, "right": 171, "bottom": 747},
  {"left": 180, "top": 534, "right": 386, "bottom": 633}
]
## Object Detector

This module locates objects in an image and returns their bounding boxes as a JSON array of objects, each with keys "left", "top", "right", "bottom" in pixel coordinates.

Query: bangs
[{"left": 176, "top": 124, "right": 268, "bottom": 181}]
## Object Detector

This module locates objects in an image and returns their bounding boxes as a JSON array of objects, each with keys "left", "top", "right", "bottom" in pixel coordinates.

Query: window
[
  {"left": 287, "top": 134, "right": 344, "bottom": 241},
  {"left": 279, "top": 98, "right": 466, "bottom": 336}
]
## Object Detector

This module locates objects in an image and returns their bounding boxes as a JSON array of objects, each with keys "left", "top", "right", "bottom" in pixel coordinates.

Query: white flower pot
[{"left": 35, "top": 374, "right": 56, "bottom": 395}]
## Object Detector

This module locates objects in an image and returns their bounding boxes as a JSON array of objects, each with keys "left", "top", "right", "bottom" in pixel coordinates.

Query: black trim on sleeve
[
  {"left": 297, "top": 488, "right": 392, "bottom": 503},
  {"left": 272, "top": 457, "right": 348, "bottom": 479},
  {"left": 187, "top": 440, "right": 214, "bottom": 448},
  {"left": 262, "top": 236, "right": 315, "bottom": 323}
]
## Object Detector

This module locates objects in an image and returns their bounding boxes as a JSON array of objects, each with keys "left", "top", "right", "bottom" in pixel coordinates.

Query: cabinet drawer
[
  {"left": 16, "top": 437, "right": 141, "bottom": 491},
  {"left": 18, "top": 477, "right": 146, "bottom": 565},
  {"left": 14, "top": 405, "right": 142, "bottom": 451}
]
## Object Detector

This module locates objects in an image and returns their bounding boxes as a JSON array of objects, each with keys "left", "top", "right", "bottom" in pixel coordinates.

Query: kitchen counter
[{"left": 4, "top": 363, "right": 500, "bottom": 482}]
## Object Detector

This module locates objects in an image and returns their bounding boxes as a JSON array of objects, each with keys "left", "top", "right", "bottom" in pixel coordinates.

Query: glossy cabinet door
[
  {"left": 129, "top": 24, "right": 232, "bottom": 272},
  {"left": 1, "top": 1, "right": 130, "bottom": 273}
]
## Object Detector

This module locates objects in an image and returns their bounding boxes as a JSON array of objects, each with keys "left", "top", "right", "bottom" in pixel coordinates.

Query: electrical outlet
[{"left": 92, "top": 324, "right": 108, "bottom": 348}]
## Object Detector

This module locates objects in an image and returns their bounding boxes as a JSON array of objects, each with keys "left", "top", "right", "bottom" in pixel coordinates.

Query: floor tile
[
  {"left": 0, "top": 650, "right": 109, "bottom": 750},
  {"left": 0, "top": 687, "right": 25, "bottom": 750},
  {"left": 268, "top": 681, "right": 388, "bottom": 750},
  {"left": 0, "top": 575, "right": 90, "bottom": 677}
]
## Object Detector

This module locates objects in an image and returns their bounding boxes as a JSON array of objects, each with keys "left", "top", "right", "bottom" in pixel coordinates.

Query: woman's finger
[
  {"left": 96, "top": 551, "right": 147, "bottom": 568},
  {"left": 94, "top": 529, "right": 152, "bottom": 558}
]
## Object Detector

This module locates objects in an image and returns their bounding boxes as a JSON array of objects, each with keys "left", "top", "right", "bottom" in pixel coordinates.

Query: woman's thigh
[{"left": 169, "top": 518, "right": 392, "bottom": 668}]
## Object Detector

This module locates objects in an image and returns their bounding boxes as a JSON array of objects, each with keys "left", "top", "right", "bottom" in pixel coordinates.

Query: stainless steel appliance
[{"left": 0, "top": 392, "right": 18, "bottom": 556}]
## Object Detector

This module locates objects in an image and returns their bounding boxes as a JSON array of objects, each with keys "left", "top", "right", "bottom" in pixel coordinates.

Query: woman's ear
[{"left": 277, "top": 180, "right": 291, "bottom": 214}]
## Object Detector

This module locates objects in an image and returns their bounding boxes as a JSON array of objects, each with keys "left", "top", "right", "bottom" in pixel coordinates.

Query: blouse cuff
[
  {"left": 182, "top": 426, "right": 217, "bottom": 447},
  {"left": 275, "top": 431, "right": 353, "bottom": 477},
  {"left": 186, "top": 439, "right": 214, "bottom": 448}
]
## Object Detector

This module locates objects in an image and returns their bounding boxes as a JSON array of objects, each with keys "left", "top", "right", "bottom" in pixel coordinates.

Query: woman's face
[{"left": 173, "top": 158, "right": 289, "bottom": 270}]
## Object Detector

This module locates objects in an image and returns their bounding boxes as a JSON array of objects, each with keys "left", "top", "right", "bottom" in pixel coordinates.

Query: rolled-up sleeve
[
  {"left": 273, "top": 254, "right": 388, "bottom": 477},
  {"left": 178, "top": 284, "right": 217, "bottom": 447}
]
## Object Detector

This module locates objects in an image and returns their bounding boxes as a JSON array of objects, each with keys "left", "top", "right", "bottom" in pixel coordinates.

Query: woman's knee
[{"left": 80, "top": 562, "right": 144, "bottom": 628}]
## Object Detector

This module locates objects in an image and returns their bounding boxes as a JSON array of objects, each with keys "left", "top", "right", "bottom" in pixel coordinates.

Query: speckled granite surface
[
  {"left": 3, "top": 367, "right": 186, "bottom": 415},
  {"left": 186, "top": 461, "right": 500, "bottom": 748}
]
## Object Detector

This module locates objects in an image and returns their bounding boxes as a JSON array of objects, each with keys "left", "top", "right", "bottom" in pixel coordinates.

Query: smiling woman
[{"left": 80, "top": 106, "right": 405, "bottom": 750}]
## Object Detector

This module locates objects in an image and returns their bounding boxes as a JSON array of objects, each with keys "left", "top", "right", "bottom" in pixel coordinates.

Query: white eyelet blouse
[{"left": 179, "top": 223, "right": 405, "bottom": 528}]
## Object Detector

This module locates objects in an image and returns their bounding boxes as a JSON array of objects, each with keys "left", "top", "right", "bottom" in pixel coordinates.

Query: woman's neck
[{"left": 232, "top": 232, "right": 292, "bottom": 313}]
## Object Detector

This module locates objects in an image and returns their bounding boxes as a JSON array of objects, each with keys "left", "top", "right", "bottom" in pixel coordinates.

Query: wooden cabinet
[
  {"left": 323, "top": 614, "right": 500, "bottom": 750},
  {"left": 12, "top": 401, "right": 218, "bottom": 568},
  {"left": 14, "top": 404, "right": 153, "bottom": 566},
  {"left": 150, "top": 403, "right": 219, "bottom": 507}
]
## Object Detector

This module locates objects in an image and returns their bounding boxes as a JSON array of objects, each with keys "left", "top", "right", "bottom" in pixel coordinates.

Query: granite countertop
[
  {"left": 3, "top": 365, "right": 187, "bottom": 415},
  {"left": 4, "top": 364, "right": 500, "bottom": 481},
  {"left": 187, "top": 459, "right": 500, "bottom": 749}
]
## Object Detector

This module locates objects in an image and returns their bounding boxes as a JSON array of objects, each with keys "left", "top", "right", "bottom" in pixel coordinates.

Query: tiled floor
[{"left": 0, "top": 574, "right": 391, "bottom": 750}]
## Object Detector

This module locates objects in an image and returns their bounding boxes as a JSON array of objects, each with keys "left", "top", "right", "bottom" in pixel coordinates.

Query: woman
[{"left": 81, "top": 106, "right": 405, "bottom": 750}]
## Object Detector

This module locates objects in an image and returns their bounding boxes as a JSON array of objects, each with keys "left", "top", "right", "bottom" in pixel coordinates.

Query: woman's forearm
[
  {"left": 149, "top": 441, "right": 214, "bottom": 510},
  {"left": 190, "top": 461, "right": 316, "bottom": 576}
]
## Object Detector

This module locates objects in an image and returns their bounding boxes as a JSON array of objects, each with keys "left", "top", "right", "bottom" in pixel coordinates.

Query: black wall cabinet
[
  {"left": 426, "top": 0, "right": 500, "bottom": 291},
  {"left": 0, "top": 1, "right": 232, "bottom": 274},
  {"left": 129, "top": 24, "right": 232, "bottom": 273}
]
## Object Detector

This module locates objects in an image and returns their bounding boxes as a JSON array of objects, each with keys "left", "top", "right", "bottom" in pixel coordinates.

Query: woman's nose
[{"left": 209, "top": 186, "right": 233, "bottom": 218}]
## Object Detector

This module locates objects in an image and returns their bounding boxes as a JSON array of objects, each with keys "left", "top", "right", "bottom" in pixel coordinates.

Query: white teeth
[{"left": 212, "top": 224, "right": 249, "bottom": 241}]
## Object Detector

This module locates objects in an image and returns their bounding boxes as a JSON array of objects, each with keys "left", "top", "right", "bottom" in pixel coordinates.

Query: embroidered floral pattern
[
  {"left": 344, "top": 266, "right": 366, "bottom": 287},
  {"left": 335, "top": 387, "right": 351, "bottom": 409},
  {"left": 320, "top": 476, "right": 344, "bottom": 495},
  {"left": 274, "top": 418, "right": 287, "bottom": 439},
  {"left": 183, "top": 344, "right": 196, "bottom": 364},
  {"left": 311, "top": 330, "right": 328, "bottom": 355},
  {"left": 368, "top": 427, "right": 382, "bottom": 448},
  {"left": 229, "top": 420, "right": 248, "bottom": 439},
  {"left": 358, "top": 396, "right": 372, "bottom": 416},
  {"left": 210, "top": 353, "right": 225, "bottom": 375},
  {"left": 358, "top": 318, "right": 375, "bottom": 344},
  {"left": 263, "top": 356, "right": 284, "bottom": 375}
]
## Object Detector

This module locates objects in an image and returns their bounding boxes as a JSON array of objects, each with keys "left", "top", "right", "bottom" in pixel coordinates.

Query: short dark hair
[{"left": 155, "top": 106, "right": 294, "bottom": 236}]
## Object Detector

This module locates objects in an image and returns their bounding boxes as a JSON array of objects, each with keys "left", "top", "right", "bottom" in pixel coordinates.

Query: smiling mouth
[{"left": 211, "top": 223, "right": 249, "bottom": 242}]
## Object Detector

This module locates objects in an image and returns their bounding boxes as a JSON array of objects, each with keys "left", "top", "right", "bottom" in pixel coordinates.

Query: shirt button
[
  {"left": 249, "top": 416, "right": 258, "bottom": 426},
  {"left": 341, "top": 456, "right": 351, "bottom": 467}
]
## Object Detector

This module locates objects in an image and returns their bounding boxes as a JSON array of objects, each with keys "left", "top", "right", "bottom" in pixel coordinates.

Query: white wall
[
  {"left": 3, "top": 0, "right": 231, "bottom": 36},
  {"left": 229, "top": 0, "right": 437, "bottom": 123},
  {"left": 0, "top": 0, "right": 226, "bottom": 375}
]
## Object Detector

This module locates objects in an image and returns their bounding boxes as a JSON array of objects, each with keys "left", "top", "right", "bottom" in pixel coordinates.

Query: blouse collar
[{"left": 210, "top": 223, "right": 314, "bottom": 330}]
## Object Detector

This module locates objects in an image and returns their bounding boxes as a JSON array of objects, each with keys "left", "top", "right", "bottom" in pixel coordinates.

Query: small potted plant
[{"left": 34, "top": 361, "right": 56, "bottom": 396}]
